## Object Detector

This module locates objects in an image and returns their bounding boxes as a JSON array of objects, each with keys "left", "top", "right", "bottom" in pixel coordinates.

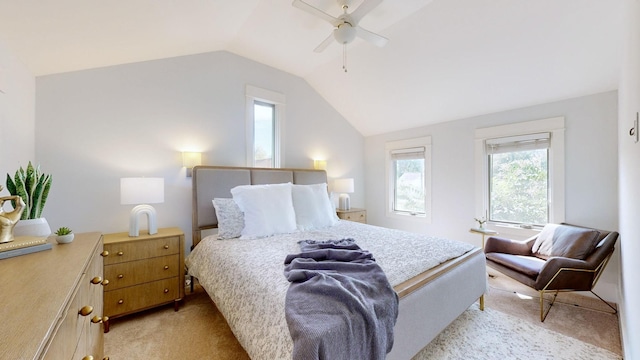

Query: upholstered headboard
[{"left": 191, "top": 166, "right": 328, "bottom": 247}]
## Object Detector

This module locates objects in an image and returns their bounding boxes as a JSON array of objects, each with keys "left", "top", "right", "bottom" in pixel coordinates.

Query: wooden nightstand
[
  {"left": 102, "top": 227, "right": 185, "bottom": 332},
  {"left": 336, "top": 208, "right": 367, "bottom": 223}
]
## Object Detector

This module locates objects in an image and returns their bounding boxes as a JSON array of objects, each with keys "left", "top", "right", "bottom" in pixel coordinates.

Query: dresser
[
  {"left": 0, "top": 232, "right": 105, "bottom": 360},
  {"left": 336, "top": 208, "right": 367, "bottom": 223},
  {"left": 102, "top": 227, "right": 185, "bottom": 332}
]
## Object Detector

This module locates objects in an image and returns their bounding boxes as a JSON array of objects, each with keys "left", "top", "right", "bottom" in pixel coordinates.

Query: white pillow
[
  {"left": 230, "top": 183, "right": 297, "bottom": 239},
  {"left": 292, "top": 183, "right": 339, "bottom": 231},
  {"left": 212, "top": 198, "right": 244, "bottom": 239}
]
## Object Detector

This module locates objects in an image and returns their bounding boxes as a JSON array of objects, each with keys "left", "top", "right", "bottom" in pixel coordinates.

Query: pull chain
[{"left": 342, "top": 44, "right": 348, "bottom": 73}]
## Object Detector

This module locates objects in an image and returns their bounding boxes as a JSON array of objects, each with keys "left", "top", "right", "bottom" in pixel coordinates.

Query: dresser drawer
[
  {"left": 103, "top": 236, "right": 179, "bottom": 265},
  {"left": 104, "top": 254, "right": 179, "bottom": 290},
  {"left": 104, "top": 278, "right": 179, "bottom": 316}
]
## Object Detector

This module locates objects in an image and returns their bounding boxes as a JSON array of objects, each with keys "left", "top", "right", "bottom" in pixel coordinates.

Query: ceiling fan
[{"left": 292, "top": 0, "right": 389, "bottom": 53}]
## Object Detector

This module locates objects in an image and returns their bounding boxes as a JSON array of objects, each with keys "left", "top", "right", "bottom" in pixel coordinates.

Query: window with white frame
[
  {"left": 245, "top": 85, "right": 284, "bottom": 168},
  {"left": 385, "top": 136, "right": 432, "bottom": 222},
  {"left": 475, "top": 117, "right": 565, "bottom": 233}
]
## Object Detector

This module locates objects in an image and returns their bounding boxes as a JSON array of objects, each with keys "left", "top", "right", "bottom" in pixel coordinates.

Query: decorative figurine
[{"left": 0, "top": 194, "right": 26, "bottom": 244}]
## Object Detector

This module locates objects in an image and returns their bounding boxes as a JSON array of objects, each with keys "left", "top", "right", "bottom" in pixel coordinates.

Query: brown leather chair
[{"left": 484, "top": 223, "right": 618, "bottom": 321}]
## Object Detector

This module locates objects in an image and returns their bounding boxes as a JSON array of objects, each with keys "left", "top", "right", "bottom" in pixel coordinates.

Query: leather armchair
[{"left": 484, "top": 223, "right": 618, "bottom": 321}]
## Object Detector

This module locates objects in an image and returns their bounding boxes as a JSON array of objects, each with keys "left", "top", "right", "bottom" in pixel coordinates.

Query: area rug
[{"left": 414, "top": 305, "right": 621, "bottom": 360}]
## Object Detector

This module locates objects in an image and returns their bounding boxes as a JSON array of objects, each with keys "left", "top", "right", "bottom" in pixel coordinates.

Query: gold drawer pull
[
  {"left": 164, "top": 245, "right": 169, "bottom": 249},
  {"left": 117, "top": 251, "right": 124, "bottom": 256},
  {"left": 101, "top": 250, "right": 109, "bottom": 257},
  {"left": 164, "top": 288, "right": 169, "bottom": 293},
  {"left": 79, "top": 305, "right": 93, "bottom": 316},
  {"left": 102, "top": 279, "right": 110, "bottom": 286},
  {"left": 118, "top": 299, "right": 124, "bottom": 304},
  {"left": 117, "top": 274, "right": 124, "bottom": 279},
  {"left": 164, "top": 265, "right": 169, "bottom": 270},
  {"left": 82, "top": 356, "right": 94, "bottom": 360},
  {"left": 90, "top": 276, "right": 102, "bottom": 284},
  {"left": 91, "top": 316, "right": 103, "bottom": 324}
]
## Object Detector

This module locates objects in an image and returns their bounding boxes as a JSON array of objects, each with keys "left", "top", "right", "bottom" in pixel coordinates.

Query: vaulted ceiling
[{"left": 0, "top": 0, "right": 624, "bottom": 136}]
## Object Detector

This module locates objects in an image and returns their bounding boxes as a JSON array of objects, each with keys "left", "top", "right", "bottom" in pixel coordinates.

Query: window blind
[
  {"left": 485, "top": 133, "right": 550, "bottom": 155},
  {"left": 390, "top": 147, "right": 426, "bottom": 160}
]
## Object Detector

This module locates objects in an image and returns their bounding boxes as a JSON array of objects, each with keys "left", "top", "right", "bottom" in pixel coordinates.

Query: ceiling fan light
[{"left": 334, "top": 24, "right": 356, "bottom": 44}]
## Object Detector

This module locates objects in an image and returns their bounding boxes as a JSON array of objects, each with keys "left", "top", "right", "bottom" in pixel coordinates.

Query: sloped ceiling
[{"left": 0, "top": 0, "right": 624, "bottom": 136}]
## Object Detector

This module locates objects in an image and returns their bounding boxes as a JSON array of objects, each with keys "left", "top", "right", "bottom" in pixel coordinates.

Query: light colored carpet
[{"left": 105, "top": 270, "right": 622, "bottom": 359}]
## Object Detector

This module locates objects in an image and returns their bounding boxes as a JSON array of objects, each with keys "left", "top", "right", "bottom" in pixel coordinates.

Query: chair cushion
[
  {"left": 531, "top": 224, "right": 599, "bottom": 260},
  {"left": 486, "top": 253, "right": 545, "bottom": 278}
]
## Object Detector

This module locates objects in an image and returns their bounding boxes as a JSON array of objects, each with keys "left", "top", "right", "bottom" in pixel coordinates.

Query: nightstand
[
  {"left": 102, "top": 227, "right": 185, "bottom": 332},
  {"left": 336, "top": 208, "right": 367, "bottom": 223}
]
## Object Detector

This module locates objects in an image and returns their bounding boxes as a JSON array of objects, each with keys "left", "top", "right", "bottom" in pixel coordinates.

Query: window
[
  {"left": 253, "top": 101, "right": 275, "bottom": 168},
  {"left": 385, "top": 137, "right": 432, "bottom": 222},
  {"left": 475, "top": 117, "right": 565, "bottom": 234},
  {"left": 245, "top": 85, "right": 284, "bottom": 168}
]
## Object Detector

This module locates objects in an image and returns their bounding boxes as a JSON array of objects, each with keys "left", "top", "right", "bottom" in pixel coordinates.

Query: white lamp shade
[
  {"left": 333, "top": 178, "right": 354, "bottom": 193},
  {"left": 120, "top": 178, "right": 164, "bottom": 205}
]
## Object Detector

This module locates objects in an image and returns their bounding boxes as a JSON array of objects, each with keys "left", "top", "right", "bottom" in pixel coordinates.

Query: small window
[
  {"left": 253, "top": 101, "right": 275, "bottom": 168},
  {"left": 385, "top": 137, "right": 432, "bottom": 222},
  {"left": 245, "top": 85, "right": 285, "bottom": 168}
]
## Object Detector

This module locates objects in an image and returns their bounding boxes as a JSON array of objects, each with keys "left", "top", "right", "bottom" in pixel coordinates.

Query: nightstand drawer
[
  {"left": 337, "top": 209, "right": 366, "bottom": 223},
  {"left": 104, "top": 278, "right": 179, "bottom": 316},
  {"left": 104, "top": 254, "right": 179, "bottom": 290},
  {"left": 103, "top": 236, "right": 179, "bottom": 265}
]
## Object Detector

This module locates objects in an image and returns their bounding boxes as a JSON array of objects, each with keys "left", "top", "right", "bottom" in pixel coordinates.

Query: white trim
[
  {"left": 385, "top": 136, "right": 432, "bottom": 223},
  {"left": 245, "top": 85, "right": 285, "bottom": 168},
  {"left": 474, "top": 117, "right": 565, "bottom": 238}
]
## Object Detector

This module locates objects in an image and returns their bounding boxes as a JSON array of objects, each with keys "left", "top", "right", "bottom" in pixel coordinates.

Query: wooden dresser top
[{"left": 0, "top": 232, "right": 102, "bottom": 360}]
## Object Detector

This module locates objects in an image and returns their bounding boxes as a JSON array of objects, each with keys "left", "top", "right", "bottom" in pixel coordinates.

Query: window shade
[
  {"left": 485, "top": 133, "right": 550, "bottom": 155},
  {"left": 390, "top": 147, "right": 425, "bottom": 160}
]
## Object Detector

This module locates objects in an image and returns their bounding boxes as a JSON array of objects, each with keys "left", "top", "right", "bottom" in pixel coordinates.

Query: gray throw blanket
[{"left": 283, "top": 239, "right": 399, "bottom": 360}]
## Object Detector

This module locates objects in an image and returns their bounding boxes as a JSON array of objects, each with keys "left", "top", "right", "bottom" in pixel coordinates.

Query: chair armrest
[
  {"left": 535, "top": 257, "right": 594, "bottom": 291},
  {"left": 484, "top": 236, "right": 535, "bottom": 256}
]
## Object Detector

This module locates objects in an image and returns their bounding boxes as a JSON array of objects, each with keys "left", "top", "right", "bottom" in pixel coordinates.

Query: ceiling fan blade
[
  {"left": 356, "top": 26, "right": 388, "bottom": 47},
  {"left": 350, "top": 0, "right": 383, "bottom": 25},
  {"left": 292, "top": 0, "right": 341, "bottom": 27},
  {"left": 313, "top": 32, "right": 336, "bottom": 53}
]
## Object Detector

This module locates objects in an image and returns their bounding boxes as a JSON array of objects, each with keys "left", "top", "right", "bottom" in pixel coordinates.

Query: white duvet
[{"left": 186, "top": 221, "right": 474, "bottom": 360}]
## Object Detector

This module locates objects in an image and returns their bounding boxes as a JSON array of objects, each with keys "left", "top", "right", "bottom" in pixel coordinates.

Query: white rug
[{"left": 413, "top": 305, "right": 621, "bottom": 360}]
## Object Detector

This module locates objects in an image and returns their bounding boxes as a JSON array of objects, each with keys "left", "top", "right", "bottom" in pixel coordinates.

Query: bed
[{"left": 186, "top": 166, "right": 486, "bottom": 359}]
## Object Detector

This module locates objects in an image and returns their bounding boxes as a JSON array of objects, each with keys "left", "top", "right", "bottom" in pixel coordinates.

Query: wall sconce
[
  {"left": 333, "top": 178, "right": 354, "bottom": 210},
  {"left": 182, "top": 152, "right": 202, "bottom": 177},
  {"left": 313, "top": 159, "right": 327, "bottom": 170},
  {"left": 120, "top": 178, "right": 164, "bottom": 237}
]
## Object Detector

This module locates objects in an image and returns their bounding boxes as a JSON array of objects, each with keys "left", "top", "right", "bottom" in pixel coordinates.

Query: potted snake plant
[{"left": 6, "top": 162, "right": 53, "bottom": 237}]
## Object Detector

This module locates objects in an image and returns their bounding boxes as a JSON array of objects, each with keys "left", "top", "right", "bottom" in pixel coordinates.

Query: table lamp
[
  {"left": 120, "top": 177, "right": 164, "bottom": 237},
  {"left": 333, "top": 178, "right": 354, "bottom": 210}
]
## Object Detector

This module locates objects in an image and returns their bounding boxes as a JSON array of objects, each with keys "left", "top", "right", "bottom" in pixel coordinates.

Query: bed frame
[{"left": 191, "top": 165, "right": 487, "bottom": 359}]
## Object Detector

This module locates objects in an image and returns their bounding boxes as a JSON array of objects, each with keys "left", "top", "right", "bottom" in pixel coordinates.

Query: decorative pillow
[
  {"left": 230, "top": 182, "right": 297, "bottom": 239},
  {"left": 532, "top": 224, "right": 600, "bottom": 260},
  {"left": 212, "top": 198, "right": 244, "bottom": 239},
  {"left": 292, "top": 183, "right": 339, "bottom": 231}
]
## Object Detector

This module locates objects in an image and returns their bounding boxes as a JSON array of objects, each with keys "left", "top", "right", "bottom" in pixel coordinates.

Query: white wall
[
  {"left": 35, "top": 51, "right": 364, "bottom": 251},
  {"left": 364, "top": 91, "right": 620, "bottom": 301},
  {"left": 617, "top": 0, "right": 640, "bottom": 357},
  {"left": 0, "top": 39, "right": 35, "bottom": 185}
]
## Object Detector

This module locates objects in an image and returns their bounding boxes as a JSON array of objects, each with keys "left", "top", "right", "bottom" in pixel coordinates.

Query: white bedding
[{"left": 186, "top": 220, "right": 475, "bottom": 360}]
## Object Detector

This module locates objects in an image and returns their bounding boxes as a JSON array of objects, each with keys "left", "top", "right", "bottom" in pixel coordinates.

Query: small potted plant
[
  {"left": 55, "top": 226, "right": 74, "bottom": 244},
  {"left": 474, "top": 216, "right": 487, "bottom": 229}
]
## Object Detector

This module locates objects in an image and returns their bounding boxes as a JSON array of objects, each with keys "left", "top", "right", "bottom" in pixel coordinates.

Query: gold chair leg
[
  {"left": 590, "top": 290, "right": 618, "bottom": 314},
  {"left": 540, "top": 290, "right": 559, "bottom": 322},
  {"left": 479, "top": 294, "right": 485, "bottom": 311}
]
